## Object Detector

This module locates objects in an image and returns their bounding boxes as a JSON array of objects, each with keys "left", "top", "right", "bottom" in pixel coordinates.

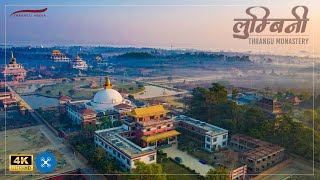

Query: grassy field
[
  {"left": 114, "top": 83, "right": 145, "bottom": 94},
  {"left": 0, "top": 126, "right": 73, "bottom": 180},
  {"left": 36, "top": 81, "right": 99, "bottom": 100},
  {"left": 161, "top": 158, "right": 201, "bottom": 180},
  {"left": 36, "top": 80, "right": 145, "bottom": 100}
]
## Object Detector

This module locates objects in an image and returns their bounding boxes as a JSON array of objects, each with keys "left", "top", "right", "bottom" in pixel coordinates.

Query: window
[
  {"left": 160, "top": 114, "right": 164, "bottom": 118},
  {"left": 213, "top": 138, "right": 217, "bottom": 142},
  {"left": 157, "top": 126, "right": 161, "bottom": 129},
  {"left": 206, "top": 144, "right": 211, "bottom": 149},
  {"left": 212, "top": 145, "right": 217, "bottom": 149},
  {"left": 223, "top": 135, "right": 227, "bottom": 139},
  {"left": 139, "top": 118, "right": 143, "bottom": 122},
  {"left": 113, "top": 150, "right": 116, "bottom": 155},
  {"left": 222, "top": 142, "right": 226, "bottom": 146},
  {"left": 126, "top": 159, "right": 130, "bottom": 165},
  {"left": 147, "top": 128, "right": 151, "bottom": 132},
  {"left": 167, "top": 124, "right": 171, "bottom": 127},
  {"left": 131, "top": 127, "right": 136, "bottom": 130},
  {"left": 206, "top": 137, "right": 211, "bottom": 142},
  {"left": 150, "top": 116, "right": 155, "bottom": 119},
  {"left": 149, "top": 155, "right": 155, "bottom": 161}
]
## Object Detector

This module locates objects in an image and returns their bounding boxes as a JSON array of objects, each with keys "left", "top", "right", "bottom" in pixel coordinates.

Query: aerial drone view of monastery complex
[{"left": 0, "top": 46, "right": 319, "bottom": 180}]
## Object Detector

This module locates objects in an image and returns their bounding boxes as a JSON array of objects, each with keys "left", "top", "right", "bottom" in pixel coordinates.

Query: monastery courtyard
[
  {"left": 0, "top": 126, "right": 75, "bottom": 180},
  {"left": 162, "top": 144, "right": 214, "bottom": 175}
]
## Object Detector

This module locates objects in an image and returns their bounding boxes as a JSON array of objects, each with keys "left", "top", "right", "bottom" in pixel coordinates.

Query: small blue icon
[{"left": 35, "top": 152, "right": 56, "bottom": 173}]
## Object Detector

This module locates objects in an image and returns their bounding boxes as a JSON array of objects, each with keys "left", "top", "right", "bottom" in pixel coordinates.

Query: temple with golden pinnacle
[
  {"left": 71, "top": 54, "right": 88, "bottom": 70},
  {"left": 84, "top": 75, "right": 132, "bottom": 113},
  {"left": 1, "top": 52, "right": 27, "bottom": 82}
]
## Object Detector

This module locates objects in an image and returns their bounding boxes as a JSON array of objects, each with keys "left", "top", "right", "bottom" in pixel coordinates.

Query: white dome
[{"left": 93, "top": 89, "right": 123, "bottom": 105}]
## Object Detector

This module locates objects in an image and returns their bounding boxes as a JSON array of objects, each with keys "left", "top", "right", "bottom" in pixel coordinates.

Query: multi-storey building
[
  {"left": 65, "top": 102, "right": 97, "bottom": 126},
  {"left": 174, "top": 115, "right": 228, "bottom": 152},
  {"left": 125, "top": 105, "right": 180, "bottom": 148},
  {"left": 51, "top": 50, "right": 71, "bottom": 62},
  {"left": 1, "top": 52, "right": 27, "bottom": 82},
  {"left": 229, "top": 134, "right": 285, "bottom": 173},
  {"left": 71, "top": 54, "right": 88, "bottom": 70},
  {"left": 95, "top": 126, "right": 157, "bottom": 172}
]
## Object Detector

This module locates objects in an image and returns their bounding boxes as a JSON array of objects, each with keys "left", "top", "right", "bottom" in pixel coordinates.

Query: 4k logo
[{"left": 9, "top": 154, "right": 33, "bottom": 171}]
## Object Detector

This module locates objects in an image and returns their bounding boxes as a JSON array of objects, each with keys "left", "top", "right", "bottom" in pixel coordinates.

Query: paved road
[{"left": 7, "top": 85, "right": 33, "bottom": 111}]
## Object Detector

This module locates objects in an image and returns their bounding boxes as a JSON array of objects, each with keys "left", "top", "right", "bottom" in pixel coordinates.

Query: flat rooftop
[
  {"left": 231, "top": 134, "right": 270, "bottom": 147},
  {"left": 174, "top": 115, "right": 228, "bottom": 136},
  {"left": 231, "top": 134, "right": 285, "bottom": 160},
  {"left": 95, "top": 126, "right": 156, "bottom": 158},
  {"left": 243, "top": 145, "right": 284, "bottom": 160}
]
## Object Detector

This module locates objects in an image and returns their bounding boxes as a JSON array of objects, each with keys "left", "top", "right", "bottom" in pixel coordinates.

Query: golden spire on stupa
[
  {"left": 104, "top": 75, "right": 112, "bottom": 89},
  {"left": 10, "top": 51, "right": 17, "bottom": 64}
]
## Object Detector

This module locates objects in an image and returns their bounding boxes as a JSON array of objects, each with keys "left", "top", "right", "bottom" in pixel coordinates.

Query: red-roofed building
[
  {"left": 286, "top": 96, "right": 302, "bottom": 105},
  {"left": 58, "top": 96, "right": 72, "bottom": 113},
  {"left": 1, "top": 98, "right": 17, "bottom": 108},
  {"left": 118, "top": 89, "right": 129, "bottom": 97},
  {"left": 114, "top": 103, "right": 134, "bottom": 120},
  {"left": 59, "top": 96, "right": 72, "bottom": 102},
  {"left": 65, "top": 102, "right": 97, "bottom": 126},
  {"left": 0, "top": 91, "right": 12, "bottom": 100},
  {"left": 1, "top": 52, "right": 27, "bottom": 82}
]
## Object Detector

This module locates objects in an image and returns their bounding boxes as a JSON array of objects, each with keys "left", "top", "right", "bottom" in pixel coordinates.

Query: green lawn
[
  {"left": 161, "top": 158, "right": 202, "bottom": 180},
  {"left": 36, "top": 81, "right": 98, "bottom": 100},
  {"left": 36, "top": 81, "right": 145, "bottom": 100},
  {"left": 114, "top": 83, "right": 145, "bottom": 94}
]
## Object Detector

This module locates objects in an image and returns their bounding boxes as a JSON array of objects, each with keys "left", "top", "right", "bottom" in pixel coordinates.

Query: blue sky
[{"left": 1, "top": 0, "right": 319, "bottom": 56}]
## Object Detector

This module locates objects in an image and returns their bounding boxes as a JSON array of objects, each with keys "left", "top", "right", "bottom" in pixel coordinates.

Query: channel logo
[
  {"left": 35, "top": 152, "right": 56, "bottom": 173},
  {"left": 9, "top": 154, "right": 34, "bottom": 172}
]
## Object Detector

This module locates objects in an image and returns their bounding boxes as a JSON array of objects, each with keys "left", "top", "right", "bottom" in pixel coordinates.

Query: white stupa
[{"left": 85, "top": 75, "right": 132, "bottom": 112}]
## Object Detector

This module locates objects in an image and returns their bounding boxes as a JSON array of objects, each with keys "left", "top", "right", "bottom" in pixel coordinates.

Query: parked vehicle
[{"left": 175, "top": 157, "right": 183, "bottom": 163}]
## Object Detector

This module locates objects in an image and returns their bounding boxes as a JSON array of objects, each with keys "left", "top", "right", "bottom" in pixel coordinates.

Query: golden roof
[
  {"left": 104, "top": 75, "right": 112, "bottom": 89},
  {"left": 52, "top": 50, "right": 61, "bottom": 53},
  {"left": 127, "top": 105, "right": 169, "bottom": 118},
  {"left": 141, "top": 130, "right": 180, "bottom": 143}
]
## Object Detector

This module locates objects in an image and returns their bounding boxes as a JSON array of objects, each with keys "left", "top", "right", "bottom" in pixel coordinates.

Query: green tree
[
  {"left": 98, "top": 116, "right": 113, "bottom": 129},
  {"left": 128, "top": 94, "right": 135, "bottom": 99},
  {"left": 83, "top": 124, "right": 96, "bottom": 138},
  {"left": 206, "top": 167, "right": 230, "bottom": 180},
  {"left": 130, "top": 161, "right": 166, "bottom": 180},
  {"left": 231, "top": 88, "right": 239, "bottom": 100},
  {"left": 68, "top": 89, "right": 76, "bottom": 96}
]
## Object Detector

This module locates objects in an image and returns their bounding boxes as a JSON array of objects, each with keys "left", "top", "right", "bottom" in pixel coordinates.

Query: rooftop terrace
[
  {"left": 95, "top": 126, "right": 156, "bottom": 158},
  {"left": 174, "top": 115, "right": 228, "bottom": 137}
]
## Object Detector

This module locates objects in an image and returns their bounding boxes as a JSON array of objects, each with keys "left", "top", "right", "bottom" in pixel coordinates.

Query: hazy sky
[{"left": 1, "top": 0, "right": 319, "bottom": 56}]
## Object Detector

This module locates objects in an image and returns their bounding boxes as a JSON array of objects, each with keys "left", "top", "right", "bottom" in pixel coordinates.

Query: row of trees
[{"left": 188, "top": 83, "right": 320, "bottom": 162}]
